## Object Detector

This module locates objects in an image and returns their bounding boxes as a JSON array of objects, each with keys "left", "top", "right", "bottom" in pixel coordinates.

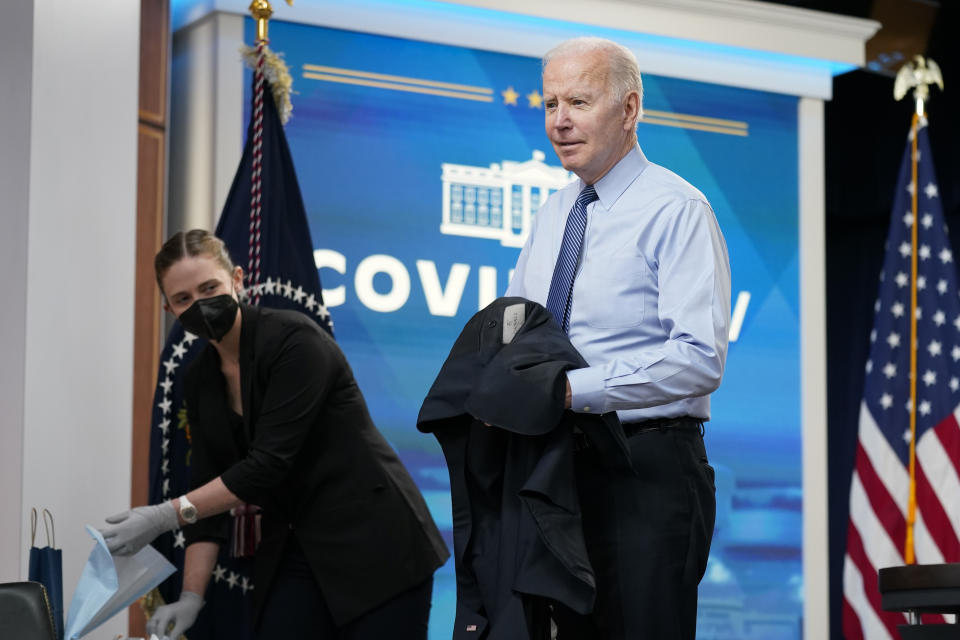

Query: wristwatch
[{"left": 178, "top": 494, "right": 198, "bottom": 524}]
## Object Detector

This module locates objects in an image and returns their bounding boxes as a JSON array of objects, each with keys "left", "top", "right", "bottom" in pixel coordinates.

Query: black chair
[
  {"left": 879, "top": 563, "right": 960, "bottom": 639},
  {"left": 0, "top": 581, "right": 58, "bottom": 640}
]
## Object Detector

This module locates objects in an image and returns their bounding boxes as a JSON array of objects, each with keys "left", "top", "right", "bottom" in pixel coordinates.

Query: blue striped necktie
[{"left": 545, "top": 184, "right": 599, "bottom": 332}]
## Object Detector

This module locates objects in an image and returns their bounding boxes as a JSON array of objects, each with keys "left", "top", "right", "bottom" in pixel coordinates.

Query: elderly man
[{"left": 506, "top": 37, "right": 731, "bottom": 639}]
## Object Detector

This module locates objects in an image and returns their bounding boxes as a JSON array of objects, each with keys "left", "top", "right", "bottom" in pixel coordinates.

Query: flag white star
[
  {"left": 884, "top": 362, "right": 897, "bottom": 379},
  {"left": 928, "top": 340, "right": 942, "bottom": 356},
  {"left": 173, "top": 530, "right": 186, "bottom": 548},
  {"left": 159, "top": 418, "right": 170, "bottom": 434},
  {"left": 951, "top": 377, "right": 959, "bottom": 391},
  {"left": 919, "top": 400, "right": 932, "bottom": 416},
  {"left": 183, "top": 332, "right": 198, "bottom": 345},
  {"left": 940, "top": 248, "right": 953, "bottom": 264},
  {"left": 871, "top": 329, "right": 877, "bottom": 342},
  {"left": 899, "top": 242, "right": 912, "bottom": 258},
  {"left": 880, "top": 393, "right": 893, "bottom": 409},
  {"left": 903, "top": 212, "right": 914, "bottom": 226},
  {"left": 160, "top": 377, "right": 173, "bottom": 394},
  {"left": 264, "top": 277, "right": 276, "bottom": 295},
  {"left": 907, "top": 181, "right": 916, "bottom": 196},
  {"left": 919, "top": 245, "right": 931, "bottom": 260},
  {"left": 161, "top": 459, "right": 169, "bottom": 474},
  {"left": 955, "top": 315, "right": 960, "bottom": 331},
  {"left": 891, "top": 302, "right": 905, "bottom": 318},
  {"left": 887, "top": 332, "right": 901, "bottom": 348},
  {"left": 903, "top": 429, "right": 912, "bottom": 443},
  {"left": 916, "top": 307, "right": 923, "bottom": 320},
  {"left": 922, "top": 370, "right": 937, "bottom": 386},
  {"left": 162, "top": 437, "right": 170, "bottom": 453},
  {"left": 865, "top": 360, "right": 873, "bottom": 374},
  {"left": 953, "top": 346, "right": 960, "bottom": 361},
  {"left": 213, "top": 565, "right": 227, "bottom": 583},
  {"left": 172, "top": 343, "right": 187, "bottom": 359},
  {"left": 922, "top": 213, "right": 934, "bottom": 229},
  {"left": 938, "top": 279, "right": 949, "bottom": 294},
  {"left": 918, "top": 276, "right": 927, "bottom": 290},
  {"left": 162, "top": 358, "right": 178, "bottom": 375},
  {"left": 934, "top": 310, "right": 946, "bottom": 326},
  {"left": 905, "top": 398, "right": 914, "bottom": 413},
  {"left": 305, "top": 294, "right": 317, "bottom": 310},
  {"left": 283, "top": 280, "right": 294, "bottom": 298},
  {"left": 227, "top": 572, "right": 239, "bottom": 589},
  {"left": 162, "top": 478, "right": 170, "bottom": 495},
  {"left": 293, "top": 286, "right": 306, "bottom": 303},
  {"left": 241, "top": 577, "right": 253, "bottom": 594},
  {"left": 924, "top": 182, "right": 939, "bottom": 199},
  {"left": 158, "top": 397, "right": 172, "bottom": 414},
  {"left": 896, "top": 272, "right": 909, "bottom": 287}
]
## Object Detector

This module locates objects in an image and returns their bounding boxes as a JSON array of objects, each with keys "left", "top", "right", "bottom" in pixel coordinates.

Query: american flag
[{"left": 843, "top": 117, "right": 960, "bottom": 638}]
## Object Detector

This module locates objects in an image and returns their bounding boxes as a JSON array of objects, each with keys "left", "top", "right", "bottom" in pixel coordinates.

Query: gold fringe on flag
[{"left": 241, "top": 44, "right": 294, "bottom": 124}]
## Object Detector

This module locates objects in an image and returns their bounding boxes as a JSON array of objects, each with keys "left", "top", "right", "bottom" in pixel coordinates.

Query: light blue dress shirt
[{"left": 506, "top": 145, "right": 731, "bottom": 422}]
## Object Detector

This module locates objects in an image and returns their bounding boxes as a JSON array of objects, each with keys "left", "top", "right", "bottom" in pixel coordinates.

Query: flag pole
[{"left": 894, "top": 55, "right": 944, "bottom": 565}]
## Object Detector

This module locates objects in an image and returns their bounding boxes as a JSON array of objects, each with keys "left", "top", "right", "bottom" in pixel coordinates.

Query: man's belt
[
  {"left": 621, "top": 415, "right": 703, "bottom": 438},
  {"left": 574, "top": 415, "right": 703, "bottom": 452}
]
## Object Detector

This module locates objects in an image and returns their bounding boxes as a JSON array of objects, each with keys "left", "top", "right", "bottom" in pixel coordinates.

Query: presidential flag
[
  {"left": 843, "top": 115, "right": 960, "bottom": 638},
  {"left": 146, "top": 43, "right": 330, "bottom": 639}
]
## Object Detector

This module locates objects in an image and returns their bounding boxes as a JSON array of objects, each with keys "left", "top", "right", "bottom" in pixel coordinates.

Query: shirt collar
[{"left": 580, "top": 144, "right": 648, "bottom": 211}]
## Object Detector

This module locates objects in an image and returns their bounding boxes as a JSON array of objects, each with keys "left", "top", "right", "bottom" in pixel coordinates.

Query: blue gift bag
[{"left": 29, "top": 508, "right": 63, "bottom": 640}]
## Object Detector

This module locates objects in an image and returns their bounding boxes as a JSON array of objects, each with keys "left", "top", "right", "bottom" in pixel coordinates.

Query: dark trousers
[
  {"left": 255, "top": 539, "right": 433, "bottom": 640},
  {"left": 554, "top": 422, "right": 716, "bottom": 640}
]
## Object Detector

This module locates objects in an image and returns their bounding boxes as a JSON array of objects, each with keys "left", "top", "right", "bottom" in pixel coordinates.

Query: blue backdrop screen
[{"left": 245, "top": 19, "right": 802, "bottom": 639}]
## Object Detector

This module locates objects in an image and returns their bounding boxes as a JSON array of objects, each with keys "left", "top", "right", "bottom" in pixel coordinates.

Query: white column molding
[{"left": 799, "top": 95, "right": 829, "bottom": 640}]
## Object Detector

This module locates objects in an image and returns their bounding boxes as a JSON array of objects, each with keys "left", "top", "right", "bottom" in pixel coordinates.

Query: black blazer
[
  {"left": 184, "top": 304, "right": 448, "bottom": 625},
  {"left": 418, "top": 298, "right": 632, "bottom": 639}
]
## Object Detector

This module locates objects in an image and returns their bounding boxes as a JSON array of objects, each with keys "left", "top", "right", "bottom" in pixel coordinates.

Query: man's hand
[
  {"left": 100, "top": 502, "right": 178, "bottom": 555},
  {"left": 146, "top": 590, "right": 204, "bottom": 640},
  {"left": 565, "top": 379, "right": 572, "bottom": 409}
]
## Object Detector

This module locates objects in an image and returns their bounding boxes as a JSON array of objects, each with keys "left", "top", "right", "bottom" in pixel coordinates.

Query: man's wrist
[{"left": 566, "top": 367, "right": 605, "bottom": 413}]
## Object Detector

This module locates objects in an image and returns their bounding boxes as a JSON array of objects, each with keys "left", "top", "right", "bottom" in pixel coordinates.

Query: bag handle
[
  {"left": 29, "top": 508, "right": 56, "bottom": 548},
  {"left": 43, "top": 508, "right": 55, "bottom": 549}
]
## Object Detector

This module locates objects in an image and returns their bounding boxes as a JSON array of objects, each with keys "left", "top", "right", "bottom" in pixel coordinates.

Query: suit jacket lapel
[{"left": 239, "top": 304, "right": 258, "bottom": 443}]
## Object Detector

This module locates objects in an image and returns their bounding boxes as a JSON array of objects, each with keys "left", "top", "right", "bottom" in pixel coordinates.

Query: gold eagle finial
[{"left": 894, "top": 55, "right": 944, "bottom": 117}]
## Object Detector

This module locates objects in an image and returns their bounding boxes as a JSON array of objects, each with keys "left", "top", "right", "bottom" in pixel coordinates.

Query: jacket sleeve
[{"left": 220, "top": 326, "right": 337, "bottom": 504}]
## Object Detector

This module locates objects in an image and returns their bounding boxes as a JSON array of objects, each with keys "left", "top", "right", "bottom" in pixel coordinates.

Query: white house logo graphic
[{"left": 440, "top": 150, "right": 572, "bottom": 247}]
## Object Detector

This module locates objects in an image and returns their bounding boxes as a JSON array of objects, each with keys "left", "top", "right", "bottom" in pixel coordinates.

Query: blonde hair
[
  {"left": 543, "top": 37, "right": 644, "bottom": 120},
  {"left": 154, "top": 229, "right": 236, "bottom": 294}
]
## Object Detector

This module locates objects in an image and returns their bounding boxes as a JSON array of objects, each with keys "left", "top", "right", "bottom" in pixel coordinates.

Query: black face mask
[{"left": 178, "top": 294, "right": 239, "bottom": 342}]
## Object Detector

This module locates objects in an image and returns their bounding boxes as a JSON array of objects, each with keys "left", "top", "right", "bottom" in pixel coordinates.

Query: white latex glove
[
  {"left": 100, "top": 502, "right": 179, "bottom": 555},
  {"left": 146, "top": 590, "right": 204, "bottom": 640}
]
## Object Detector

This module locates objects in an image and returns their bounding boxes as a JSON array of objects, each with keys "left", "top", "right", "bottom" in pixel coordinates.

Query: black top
[{"left": 183, "top": 304, "right": 448, "bottom": 625}]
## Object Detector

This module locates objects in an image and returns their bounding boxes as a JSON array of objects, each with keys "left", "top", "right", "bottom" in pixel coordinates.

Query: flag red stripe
[
  {"left": 935, "top": 413, "right": 960, "bottom": 471},
  {"left": 915, "top": 461, "right": 960, "bottom": 559},
  {"left": 854, "top": 442, "right": 906, "bottom": 548},
  {"left": 846, "top": 519, "right": 905, "bottom": 639},
  {"left": 842, "top": 597, "right": 865, "bottom": 640}
]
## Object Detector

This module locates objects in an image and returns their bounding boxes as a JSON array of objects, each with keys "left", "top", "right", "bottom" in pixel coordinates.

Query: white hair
[{"left": 543, "top": 37, "right": 644, "bottom": 120}]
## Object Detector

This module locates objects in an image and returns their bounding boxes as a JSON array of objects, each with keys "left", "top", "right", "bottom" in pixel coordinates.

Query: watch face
[{"left": 182, "top": 504, "right": 197, "bottom": 521}]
